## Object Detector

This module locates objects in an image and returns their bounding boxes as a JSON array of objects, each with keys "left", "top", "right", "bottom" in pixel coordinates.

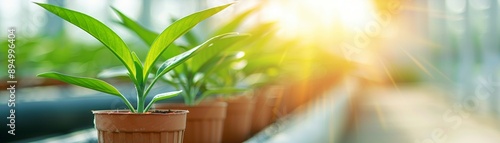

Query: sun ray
[
  {"left": 378, "top": 58, "right": 400, "bottom": 92},
  {"left": 401, "top": 50, "right": 434, "bottom": 79},
  {"left": 373, "top": 57, "right": 401, "bottom": 130},
  {"left": 419, "top": 57, "right": 454, "bottom": 83}
]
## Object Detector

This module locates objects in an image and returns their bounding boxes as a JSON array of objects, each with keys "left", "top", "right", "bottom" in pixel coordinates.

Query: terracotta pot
[
  {"left": 220, "top": 96, "right": 255, "bottom": 143},
  {"left": 251, "top": 87, "right": 279, "bottom": 135},
  {"left": 92, "top": 110, "right": 188, "bottom": 143},
  {"left": 278, "top": 74, "right": 343, "bottom": 116},
  {"left": 270, "top": 85, "right": 290, "bottom": 121},
  {"left": 154, "top": 102, "right": 227, "bottom": 143}
]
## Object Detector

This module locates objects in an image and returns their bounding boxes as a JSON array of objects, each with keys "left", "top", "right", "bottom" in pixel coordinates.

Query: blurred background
[{"left": 1, "top": 0, "right": 500, "bottom": 142}]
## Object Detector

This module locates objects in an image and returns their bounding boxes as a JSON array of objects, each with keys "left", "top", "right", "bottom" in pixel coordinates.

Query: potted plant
[
  {"left": 209, "top": 15, "right": 289, "bottom": 139},
  {"left": 112, "top": 5, "right": 251, "bottom": 143},
  {"left": 103, "top": 2, "right": 249, "bottom": 143},
  {"left": 216, "top": 37, "right": 285, "bottom": 142},
  {"left": 35, "top": 2, "right": 241, "bottom": 143},
  {"left": 192, "top": 44, "right": 258, "bottom": 143},
  {"left": 157, "top": 7, "right": 280, "bottom": 142}
]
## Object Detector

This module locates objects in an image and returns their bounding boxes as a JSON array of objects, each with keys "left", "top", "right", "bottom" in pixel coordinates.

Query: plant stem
[
  {"left": 143, "top": 77, "right": 160, "bottom": 104},
  {"left": 134, "top": 73, "right": 146, "bottom": 113},
  {"left": 136, "top": 87, "right": 145, "bottom": 113},
  {"left": 173, "top": 70, "right": 191, "bottom": 105},
  {"left": 143, "top": 74, "right": 172, "bottom": 112},
  {"left": 184, "top": 64, "right": 197, "bottom": 106},
  {"left": 187, "top": 79, "right": 196, "bottom": 106},
  {"left": 192, "top": 87, "right": 201, "bottom": 105},
  {"left": 120, "top": 96, "right": 136, "bottom": 113},
  {"left": 144, "top": 99, "right": 154, "bottom": 112},
  {"left": 137, "top": 97, "right": 144, "bottom": 113},
  {"left": 184, "top": 84, "right": 192, "bottom": 105},
  {"left": 127, "top": 73, "right": 140, "bottom": 113}
]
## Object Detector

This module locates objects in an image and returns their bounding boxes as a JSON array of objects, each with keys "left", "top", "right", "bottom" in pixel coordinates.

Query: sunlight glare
[
  {"left": 261, "top": 0, "right": 376, "bottom": 39},
  {"left": 335, "top": 0, "right": 375, "bottom": 29}
]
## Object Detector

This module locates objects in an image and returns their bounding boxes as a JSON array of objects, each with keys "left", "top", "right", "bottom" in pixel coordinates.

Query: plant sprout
[{"left": 35, "top": 2, "right": 244, "bottom": 113}]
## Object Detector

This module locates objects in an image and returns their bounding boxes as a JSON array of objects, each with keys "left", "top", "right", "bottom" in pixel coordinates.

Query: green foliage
[
  {"left": 112, "top": 7, "right": 157, "bottom": 45},
  {"left": 155, "top": 33, "right": 242, "bottom": 77},
  {"left": 114, "top": 7, "right": 251, "bottom": 105},
  {"left": 142, "top": 3, "right": 233, "bottom": 80},
  {"left": 113, "top": 2, "right": 300, "bottom": 105},
  {"left": 144, "top": 90, "right": 183, "bottom": 112},
  {"left": 36, "top": 3, "right": 137, "bottom": 77},
  {"left": 35, "top": 2, "right": 235, "bottom": 113},
  {"left": 37, "top": 72, "right": 123, "bottom": 96},
  {"left": 37, "top": 72, "right": 136, "bottom": 112}
]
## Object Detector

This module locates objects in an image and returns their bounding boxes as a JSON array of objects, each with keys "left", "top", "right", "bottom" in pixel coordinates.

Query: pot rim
[{"left": 92, "top": 109, "right": 189, "bottom": 115}]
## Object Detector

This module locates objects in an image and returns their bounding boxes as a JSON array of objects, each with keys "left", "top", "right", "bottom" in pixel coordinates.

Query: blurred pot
[
  {"left": 154, "top": 102, "right": 227, "bottom": 143},
  {"left": 220, "top": 96, "right": 255, "bottom": 143}
]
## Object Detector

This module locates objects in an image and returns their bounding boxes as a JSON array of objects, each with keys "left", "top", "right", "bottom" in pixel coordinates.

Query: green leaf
[
  {"left": 112, "top": 9, "right": 185, "bottom": 62},
  {"left": 190, "top": 34, "right": 250, "bottom": 73},
  {"left": 152, "top": 90, "right": 183, "bottom": 102},
  {"left": 144, "top": 90, "right": 182, "bottom": 112},
  {"left": 112, "top": 7, "right": 158, "bottom": 46},
  {"left": 212, "top": 4, "right": 263, "bottom": 36},
  {"left": 130, "top": 52, "right": 144, "bottom": 87},
  {"left": 35, "top": 3, "right": 136, "bottom": 76},
  {"left": 170, "top": 17, "right": 200, "bottom": 46},
  {"left": 97, "top": 67, "right": 129, "bottom": 78},
  {"left": 155, "top": 33, "right": 245, "bottom": 78},
  {"left": 143, "top": 3, "right": 234, "bottom": 78},
  {"left": 161, "top": 44, "right": 186, "bottom": 62},
  {"left": 193, "top": 53, "right": 244, "bottom": 87},
  {"left": 37, "top": 72, "right": 122, "bottom": 97},
  {"left": 197, "top": 52, "right": 245, "bottom": 74},
  {"left": 131, "top": 52, "right": 143, "bottom": 67}
]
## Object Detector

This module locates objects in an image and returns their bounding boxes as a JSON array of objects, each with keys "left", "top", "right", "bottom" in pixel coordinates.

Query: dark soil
[{"left": 150, "top": 109, "right": 184, "bottom": 114}]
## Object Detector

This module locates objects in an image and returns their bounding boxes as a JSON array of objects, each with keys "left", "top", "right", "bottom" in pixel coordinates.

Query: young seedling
[{"left": 35, "top": 2, "right": 244, "bottom": 113}]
